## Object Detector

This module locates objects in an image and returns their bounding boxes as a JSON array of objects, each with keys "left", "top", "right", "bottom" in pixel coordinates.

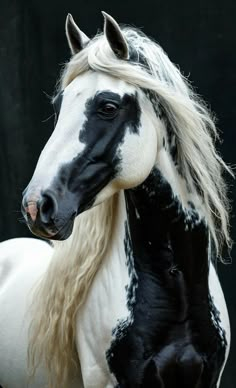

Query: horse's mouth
[
  {"left": 27, "top": 214, "right": 76, "bottom": 241},
  {"left": 49, "top": 218, "right": 75, "bottom": 240}
]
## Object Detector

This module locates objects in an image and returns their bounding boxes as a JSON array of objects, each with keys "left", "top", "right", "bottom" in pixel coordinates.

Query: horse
[{"left": 0, "top": 12, "right": 232, "bottom": 388}]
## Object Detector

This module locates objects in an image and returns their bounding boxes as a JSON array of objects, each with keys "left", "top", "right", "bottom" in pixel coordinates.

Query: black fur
[{"left": 106, "top": 168, "right": 227, "bottom": 387}]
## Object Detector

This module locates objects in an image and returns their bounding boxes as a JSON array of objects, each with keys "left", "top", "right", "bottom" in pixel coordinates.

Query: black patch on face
[
  {"left": 80, "top": 91, "right": 141, "bottom": 141},
  {"left": 31, "top": 91, "right": 141, "bottom": 240},
  {"left": 58, "top": 91, "right": 141, "bottom": 209},
  {"left": 68, "top": 90, "right": 141, "bottom": 200},
  {"left": 106, "top": 168, "right": 227, "bottom": 387}
]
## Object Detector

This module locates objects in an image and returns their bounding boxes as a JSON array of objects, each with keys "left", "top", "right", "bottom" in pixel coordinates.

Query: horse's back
[{"left": 0, "top": 238, "right": 52, "bottom": 387}]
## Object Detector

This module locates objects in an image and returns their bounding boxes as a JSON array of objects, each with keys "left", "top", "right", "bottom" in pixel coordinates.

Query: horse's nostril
[{"left": 39, "top": 191, "right": 58, "bottom": 224}]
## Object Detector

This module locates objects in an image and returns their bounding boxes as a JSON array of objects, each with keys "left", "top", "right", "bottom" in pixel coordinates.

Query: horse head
[{"left": 22, "top": 13, "right": 160, "bottom": 240}]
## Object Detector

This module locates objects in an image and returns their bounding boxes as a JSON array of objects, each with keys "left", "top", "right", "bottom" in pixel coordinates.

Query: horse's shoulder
[{"left": 0, "top": 237, "right": 52, "bottom": 259}]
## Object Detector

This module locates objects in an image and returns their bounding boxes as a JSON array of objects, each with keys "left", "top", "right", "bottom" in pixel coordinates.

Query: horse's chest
[{"left": 105, "top": 252, "right": 229, "bottom": 388}]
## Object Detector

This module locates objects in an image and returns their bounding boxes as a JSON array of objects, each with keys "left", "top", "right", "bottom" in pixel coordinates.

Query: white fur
[
  {"left": 0, "top": 239, "right": 53, "bottom": 387},
  {"left": 0, "top": 238, "right": 83, "bottom": 387}
]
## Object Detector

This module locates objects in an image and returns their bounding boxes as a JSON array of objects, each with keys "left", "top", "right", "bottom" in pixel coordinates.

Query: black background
[{"left": 0, "top": 0, "right": 235, "bottom": 386}]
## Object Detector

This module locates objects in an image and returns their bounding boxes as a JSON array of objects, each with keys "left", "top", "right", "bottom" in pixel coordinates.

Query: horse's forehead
[{"left": 64, "top": 71, "right": 137, "bottom": 100}]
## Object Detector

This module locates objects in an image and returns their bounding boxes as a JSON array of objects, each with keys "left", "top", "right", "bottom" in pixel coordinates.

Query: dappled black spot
[{"left": 163, "top": 137, "right": 166, "bottom": 149}]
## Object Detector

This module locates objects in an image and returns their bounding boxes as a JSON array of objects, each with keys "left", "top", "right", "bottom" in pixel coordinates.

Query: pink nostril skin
[{"left": 25, "top": 201, "right": 38, "bottom": 222}]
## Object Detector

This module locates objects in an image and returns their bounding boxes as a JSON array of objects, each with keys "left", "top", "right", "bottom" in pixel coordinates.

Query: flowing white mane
[{"left": 28, "top": 27, "right": 232, "bottom": 387}]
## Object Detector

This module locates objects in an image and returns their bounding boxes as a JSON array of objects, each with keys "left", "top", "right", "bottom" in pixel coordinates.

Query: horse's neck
[
  {"left": 124, "top": 164, "right": 210, "bottom": 288},
  {"left": 77, "top": 164, "right": 212, "bottom": 386},
  {"left": 104, "top": 168, "right": 212, "bottom": 386}
]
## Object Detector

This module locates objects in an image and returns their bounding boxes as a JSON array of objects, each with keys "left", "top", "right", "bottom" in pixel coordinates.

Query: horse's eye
[{"left": 98, "top": 102, "right": 118, "bottom": 118}]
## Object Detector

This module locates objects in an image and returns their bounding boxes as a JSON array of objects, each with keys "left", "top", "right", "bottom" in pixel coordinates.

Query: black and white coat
[{"left": 0, "top": 12, "right": 230, "bottom": 388}]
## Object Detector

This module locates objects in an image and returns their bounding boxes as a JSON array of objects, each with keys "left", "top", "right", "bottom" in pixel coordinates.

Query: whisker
[
  {"left": 42, "top": 113, "right": 56, "bottom": 123},
  {"left": 18, "top": 217, "right": 27, "bottom": 224},
  {"left": 42, "top": 90, "right": 53, "bottom": 100}
]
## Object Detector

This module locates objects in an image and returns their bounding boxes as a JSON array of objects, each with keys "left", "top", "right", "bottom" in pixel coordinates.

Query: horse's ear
[
  {"left": 102, "top": 12, "right": 129, "bottom": 60},
  {"left": 65, "top": 13, "right": 90, "bottom": 55}
]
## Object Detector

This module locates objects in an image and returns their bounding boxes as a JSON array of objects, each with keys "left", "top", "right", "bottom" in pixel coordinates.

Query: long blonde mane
[{"left": 28, "top": 27, "right": 232, "bottom": 387}]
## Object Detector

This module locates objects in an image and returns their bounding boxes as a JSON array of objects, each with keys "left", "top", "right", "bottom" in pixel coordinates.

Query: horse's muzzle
[{"left": 21, "top": 190, "right": 75, "bottom": 240}]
